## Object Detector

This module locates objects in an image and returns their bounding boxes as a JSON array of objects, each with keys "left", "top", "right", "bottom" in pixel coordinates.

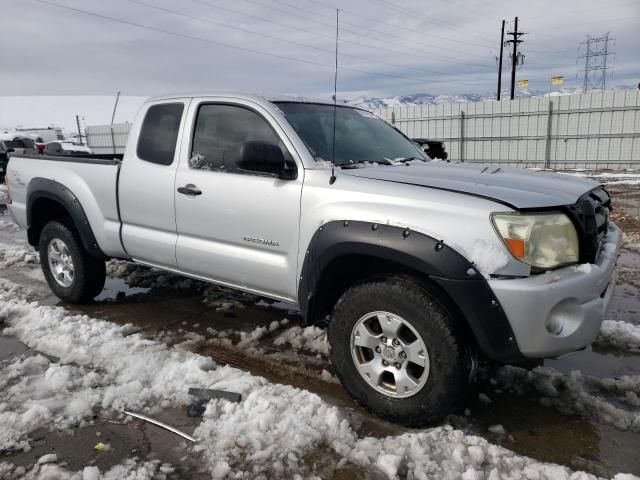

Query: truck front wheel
[
  {"left": 39, "top": 220, "right": 106, "bottom": 303},
  {"left": 328, "top": 276, "right": 470, "bottom": 426}
]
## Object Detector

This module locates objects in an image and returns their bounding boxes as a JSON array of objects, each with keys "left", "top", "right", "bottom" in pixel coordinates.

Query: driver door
[{"left": 174, "top": 99, "right": 304, "bottom": 301}]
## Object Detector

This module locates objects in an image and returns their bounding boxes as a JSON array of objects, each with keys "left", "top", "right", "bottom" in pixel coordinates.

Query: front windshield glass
[{"left": 275, "top": 102, "right": 427, "bottom": 166}]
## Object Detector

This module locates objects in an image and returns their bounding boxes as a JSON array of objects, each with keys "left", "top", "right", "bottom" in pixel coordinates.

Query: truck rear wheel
[
  {"left": 39, "top": 220, "right": 106, "bottom": 303},
  {"left": 328, "top": 276, "right": 470, "bottom": 426}
]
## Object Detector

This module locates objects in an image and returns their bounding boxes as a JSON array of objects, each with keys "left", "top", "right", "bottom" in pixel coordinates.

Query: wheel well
[
  {"left": 307, "top": 254, "right": 476, "bottom": 351},
  {"left": 28, "top": 197, "right": 72, "bottom": 248}
]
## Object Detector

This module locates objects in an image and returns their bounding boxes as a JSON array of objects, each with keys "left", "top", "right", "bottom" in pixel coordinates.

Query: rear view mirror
[{"left": 238, "top": 141, "right": 297, "bottom": 180}]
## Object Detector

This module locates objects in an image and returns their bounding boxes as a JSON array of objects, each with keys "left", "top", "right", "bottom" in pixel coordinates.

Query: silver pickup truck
[{"left": 5, "top": 94, "right": 621, "bottom": 425}]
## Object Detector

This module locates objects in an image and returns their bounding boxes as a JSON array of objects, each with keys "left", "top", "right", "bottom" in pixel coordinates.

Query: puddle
[
  {"left": 463, "top": 392, "right": 640, "bottom": 477},
  {"left": 0, "top": 336, "right": 32, "bottom": 362},
  {"left": 545, "top": 346, "right": 640, "bottom": 378},
  {"left": 94, "top": 277, "right": 151, "bottom": 301}
]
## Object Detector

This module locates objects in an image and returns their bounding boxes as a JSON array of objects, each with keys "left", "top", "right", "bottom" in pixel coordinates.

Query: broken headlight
[{"left": 491, "top": 212, "right": 579, "bottom": 269}]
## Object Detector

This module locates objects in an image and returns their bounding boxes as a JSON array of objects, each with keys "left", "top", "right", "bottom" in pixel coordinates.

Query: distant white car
[{"left": 44, "top": 141, "right": 92, "bottom": 156}]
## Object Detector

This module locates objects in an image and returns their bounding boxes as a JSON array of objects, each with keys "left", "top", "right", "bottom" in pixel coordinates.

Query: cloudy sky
[{"left": 1, "top": 0, "right": 638, "bottom": 101}]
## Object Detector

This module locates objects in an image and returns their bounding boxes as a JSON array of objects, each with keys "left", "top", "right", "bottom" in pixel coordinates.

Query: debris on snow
[
  {"left": 93, "top": 441, "right": 111, "bottom": 452},
  {"left": 124, "top": 411, "right": 196, "bottom": 442},
  {"left": 36, "top": 453, "right": 58, "bottom": 464}
]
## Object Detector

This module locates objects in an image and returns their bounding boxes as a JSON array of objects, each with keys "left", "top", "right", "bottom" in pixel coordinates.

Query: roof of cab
[{"left": 145, "top": 93, "right": 359, "bottom": 109}]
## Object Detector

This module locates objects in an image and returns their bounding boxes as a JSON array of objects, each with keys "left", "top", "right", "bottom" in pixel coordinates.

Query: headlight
[{"left": 491, "top": 213, "right": 579, "bottom": 269}]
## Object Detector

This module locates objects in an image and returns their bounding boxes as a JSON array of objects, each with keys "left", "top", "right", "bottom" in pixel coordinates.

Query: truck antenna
[{"left": 329, "top": 9, "right": 339, "bottom": 185}]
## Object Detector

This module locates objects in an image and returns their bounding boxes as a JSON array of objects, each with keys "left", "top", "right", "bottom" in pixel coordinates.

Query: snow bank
[
  {"left": 1, "top": 279, "right": 638, "bottom": 479},
  {"left": 597, "top": 320, "right": 640, "bottom": 353},
  {"left": 0, "top": 280, "right": 266, "bottom": 452},
  {"left": 0, "top": 457, "right": 169, "bottom": 480}
]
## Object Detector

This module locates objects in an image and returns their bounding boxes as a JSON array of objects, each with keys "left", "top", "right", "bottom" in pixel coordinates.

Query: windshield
[{"left": 274, "top": 102, "right": 427, "bottom": 166}]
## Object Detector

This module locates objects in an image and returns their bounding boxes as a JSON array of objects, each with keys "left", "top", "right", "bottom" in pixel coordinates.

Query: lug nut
[
  {"left": 381, "top": 336, "right": 387, "bottom": 343},
  {"left": 399, "top": 351, "right": 407, "bottom": 359},
  {"left": 392, "top": 339, "right": 400, "bottom": 346},
  {"left": 382, "top": 360, "right": 389, "bottom": 366},
  {"left": 375, "top": 346, "right": 381, "bottom": 353},
  {"left": 394, "top": 363, "right": 402, "bottom": 369}
]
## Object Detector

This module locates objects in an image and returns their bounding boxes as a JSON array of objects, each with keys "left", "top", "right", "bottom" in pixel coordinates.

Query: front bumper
[{"left": 488, "top": 221, "right": 622, "bottom": 358}]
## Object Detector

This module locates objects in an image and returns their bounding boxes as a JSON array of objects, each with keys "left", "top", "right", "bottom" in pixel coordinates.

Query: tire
[
  {"left": 39, "top": 220, "right": 106, "bottom": 303},
  {"left": 328, "top": 276, "right": 470, "bottom": 426}
]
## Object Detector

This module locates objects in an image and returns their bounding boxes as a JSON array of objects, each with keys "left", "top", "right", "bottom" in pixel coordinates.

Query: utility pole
[
  {"left": 579, "top": 32, "right": 614, "bottom": 93},
  {"left": 496, "top": 19, "right": 505, "bottom": 101},
  {"left": 75, "top": 115, "right": 83, "bottom": 145},
  {"left": 505, "top": 17, "right": 525, "bottom": 100}
]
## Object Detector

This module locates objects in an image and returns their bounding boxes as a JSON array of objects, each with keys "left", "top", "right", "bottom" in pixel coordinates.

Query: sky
[{"left": 0, "top": 0, "right": 638, "bottom": 105}]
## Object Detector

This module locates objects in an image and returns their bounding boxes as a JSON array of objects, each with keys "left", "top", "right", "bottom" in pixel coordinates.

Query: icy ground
[{"left": 1, "top": 182, "right": 640, "bottom": 479}]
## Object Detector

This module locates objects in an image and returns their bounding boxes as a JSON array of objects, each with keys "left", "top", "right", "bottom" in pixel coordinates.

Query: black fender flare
[
  {"left": 26, "top": 177, "right": 107, "bottom": 259},
  {"left": 298, "top": 220, "right": 523, "bottom": 362}
]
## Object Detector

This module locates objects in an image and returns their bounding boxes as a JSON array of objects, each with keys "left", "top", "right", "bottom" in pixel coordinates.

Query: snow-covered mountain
[{"left": 347, "top": 85, "right": 635, "bottom": 110}]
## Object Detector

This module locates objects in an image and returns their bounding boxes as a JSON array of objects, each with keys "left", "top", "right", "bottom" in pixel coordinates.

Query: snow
[
  {"left": 0, "top": 246, "right": 39, "bottom": 269},
  {"left": 597, "top": 320, "right": 640, "bottom": 353},
  {"left": 3, "top": 279, "right": 637, "bottom": 479},
  {"left": 272, "top": 325, "right": 329, "bottom": 356},
  {"left": 487, "top": 425, "right": 506, "bottom": 435},
  {"left": 469, "top": 240, "right": 510, "bottom": 276}
]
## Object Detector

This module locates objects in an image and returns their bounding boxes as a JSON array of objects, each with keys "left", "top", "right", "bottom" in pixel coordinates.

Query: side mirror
[{"left": 238, "top": 141, "right": 297, "bottom": 180}]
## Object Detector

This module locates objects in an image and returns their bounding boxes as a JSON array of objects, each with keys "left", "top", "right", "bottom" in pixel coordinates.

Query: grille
[{"left": 566, "top": 187, "right": 611, "bottom": 264}]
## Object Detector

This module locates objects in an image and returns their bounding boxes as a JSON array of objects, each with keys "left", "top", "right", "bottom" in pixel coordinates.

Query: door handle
[{"left": 177, "top": 184, "right": 202, "bottom": 196}]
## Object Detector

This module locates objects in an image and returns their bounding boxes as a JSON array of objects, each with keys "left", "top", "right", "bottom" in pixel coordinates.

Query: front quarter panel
[{"left": 297, "top": 169, "right": 529, "bottom": 282}]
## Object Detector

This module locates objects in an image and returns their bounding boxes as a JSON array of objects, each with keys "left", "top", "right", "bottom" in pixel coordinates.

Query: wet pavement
[{"left": 1, "top": 185, "right": 640, "bottom": 478}]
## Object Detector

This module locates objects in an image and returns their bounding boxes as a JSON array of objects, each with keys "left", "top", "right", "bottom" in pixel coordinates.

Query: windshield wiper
[{"left": 340, "top": 159, "right": 393, "bottom": 169}]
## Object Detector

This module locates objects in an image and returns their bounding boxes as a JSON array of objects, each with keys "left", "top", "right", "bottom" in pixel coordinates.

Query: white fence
[
  {"left": 85, "top": 122, "right": 131, "bottom": 154},
  {"left": 373, "top": 90, "right": 640, "bottom": 170},
  {"left": 85, "top": 91, "right": 640, "bottom": 169}
]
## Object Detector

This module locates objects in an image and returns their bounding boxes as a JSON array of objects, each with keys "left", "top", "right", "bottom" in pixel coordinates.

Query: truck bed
[{"left": 6, "top": 154, "right": 127, "bottom": 258}]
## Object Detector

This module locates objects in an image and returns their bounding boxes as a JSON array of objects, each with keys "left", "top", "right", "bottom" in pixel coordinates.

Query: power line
[
  {"left": 301, "top": 0, "right": 492, "bottom": 59},
  {"left": 127, "top": 0, "right": 479, "bottom": 78},
  {"left": 241, "top": 0, "right": 494, "bottom": 62},
  {"left": 188, "top": 0, "right": 493, "bottom": 70},
  {"left": 366, "top": 0, "right": 496, "bottom": 46},
  {"left": 29, "top": 0, "right": 485, "bottom": 88},
  {"left": 281, "top": 0, "right": 484, "bottom": 59},
  {"left": 438, "top": 0, "right": 497, "bottom": 21}
]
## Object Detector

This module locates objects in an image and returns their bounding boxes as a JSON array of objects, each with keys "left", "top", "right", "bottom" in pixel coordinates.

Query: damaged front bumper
[{"left": 488, "top": 221, "right": 622, "bottom": 358}]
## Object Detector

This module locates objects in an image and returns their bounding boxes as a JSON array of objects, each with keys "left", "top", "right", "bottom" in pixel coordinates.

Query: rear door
[
  {"left": 174, "top": 98, "right": 304, "bottom": 301},
  {"left": 119, "top": 100, "right": 189, "bottom": 268}
]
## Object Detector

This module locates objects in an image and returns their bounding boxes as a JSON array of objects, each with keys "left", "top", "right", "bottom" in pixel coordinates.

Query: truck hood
[{"left": 340, "top": 162, "right": 599, "bottom": 209}]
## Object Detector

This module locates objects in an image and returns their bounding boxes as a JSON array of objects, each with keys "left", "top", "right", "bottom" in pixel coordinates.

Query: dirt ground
[{"left": 1, "top": 178, "right": 640, "bottom": 478}]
